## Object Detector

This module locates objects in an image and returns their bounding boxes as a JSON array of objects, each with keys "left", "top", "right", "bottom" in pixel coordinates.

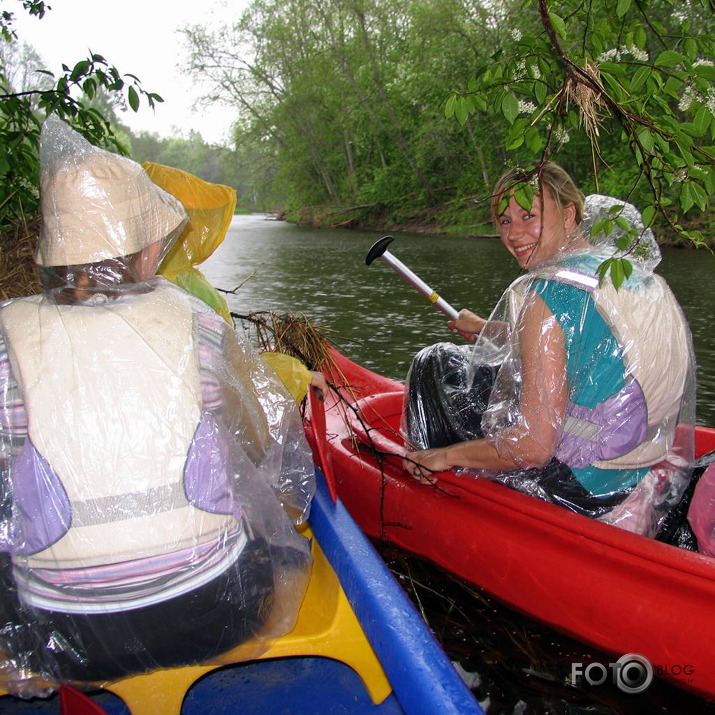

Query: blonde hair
[{"left": 490, "top": 162, "right": 585, "bottom": 225}]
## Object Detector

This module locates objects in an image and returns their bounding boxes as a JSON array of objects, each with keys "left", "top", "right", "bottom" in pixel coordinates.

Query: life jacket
[
  {"left": 0, "top": 284, "right": 240, "bottom": 573},
  {"left": 549, "top": 268, "right": 691, "bottom": 470}
]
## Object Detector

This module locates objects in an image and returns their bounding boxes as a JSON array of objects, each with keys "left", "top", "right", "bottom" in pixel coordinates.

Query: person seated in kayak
[
  {"left": 402, "top": 161, "right": 695, "bottom": 537},
  {"left": 0, "top": 117, "right": 315, "bottom": 694}
]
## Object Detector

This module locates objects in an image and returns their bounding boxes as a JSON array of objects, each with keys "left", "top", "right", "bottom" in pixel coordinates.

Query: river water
[
  {"left": 203, "top": 215, "right": 715, "bottom": 713},
  {"left": 203, "top": 214, "right": 715, "bottom": 426}
]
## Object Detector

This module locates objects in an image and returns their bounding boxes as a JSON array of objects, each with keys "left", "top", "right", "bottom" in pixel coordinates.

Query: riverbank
[
  {"left": 284, "top": 204, "right": 714, "bottom": 247},
  {"left": 282, "top": 204, "right": 499, "bottom": 239}
]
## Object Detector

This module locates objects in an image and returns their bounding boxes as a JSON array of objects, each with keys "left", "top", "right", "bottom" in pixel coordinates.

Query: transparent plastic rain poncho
[
  {"left": 0, "top": 117, "right": 315, "bottom": 697},
  {"left": 405, "top": 194, "right": 695, "bottom": 537}
]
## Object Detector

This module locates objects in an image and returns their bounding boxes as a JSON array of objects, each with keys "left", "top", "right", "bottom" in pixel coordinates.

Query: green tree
[
  {"left": 447, "top": 0, "right": 715, "bottom": 269},
  {"left": 0, "top": 0, "right": 163, "bottom": 232},
  {"left": 184, "top": 0, "right": 509, "bottom": 221},
  {"left": 183, "top": 0, "right": 715, "bottom": 246}
]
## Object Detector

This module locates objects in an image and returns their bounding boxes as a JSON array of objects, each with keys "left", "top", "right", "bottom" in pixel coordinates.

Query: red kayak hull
[{"left": 306, "top": 348, "right": 715, "bottom": 701}]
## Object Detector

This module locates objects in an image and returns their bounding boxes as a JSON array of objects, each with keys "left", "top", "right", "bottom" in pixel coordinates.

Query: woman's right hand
[{"left": 447, "top": 309, "right": 485, "bottom": 341}]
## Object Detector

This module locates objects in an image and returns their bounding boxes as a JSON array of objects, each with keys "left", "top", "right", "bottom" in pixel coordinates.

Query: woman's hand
[
  {"left": 447, "top": 309, "right": 486, "bottom": 342},
  {"left": 403, "top": 447, "right": 451, "bottom": 484},
  {"left": 309, "top": 371, "right": 329, "bottom": 399}
]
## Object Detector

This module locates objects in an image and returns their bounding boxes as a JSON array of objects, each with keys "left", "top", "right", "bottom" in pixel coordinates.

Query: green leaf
[
  {"left": 454, "top": 97, "right": 469, "bottom": 125},
  {"left": 82, "top": 77, "right": 96, "bottom": 100},
  {"left": 600, "top": 72, "right": 626, "bottom": 102},
  {"left": 501, "top": 92, "right": 519, "bottom": 124},
  {"left": 690, "top": 181, "right": 708, "bottom": 211},
  {"left": 473, "top": 92, "right": 487, "bottom": 113},
  {"left": 637, "top": 128, "right": 654, "bottom": 153},
  {"left": 595, "top": 257, "right": 613, "bottom": 285},
  {"left": 498, "top": 193, "right": 510, "bottom": 215},
  {"left": 684, "top": 38, "right": 698, "bottom": 60},
  {"left": 694, "top": 64, "right": 715, "bottom": 82},
  {"left": 444, "top": 94, "right": 456, "bottom": 119},
  {"left": 610, "top": 258, "right": 625, "bottom": 290},
  {"left": 599, "top": 61, "right": 627, "bottom": 76},
  {"left": 548, "top": 12, "right": 567, "bottom": 41},
  {"left": 514, "top": 182, "right": 534, "bottom": 211},
  {"left": 615, "top": 235, "right": 631, "bottom": 251},
  {"left": 641, "top": 205, "right": 656, "bottom": 227},
  {"left": 694, "top": 105, "right": 712, "bottom": 136},
  {"left": 69, "top": 60, "right": 91, "bottom": 82},
  {"left": 615, "top": 216, "right": 631, "bottom": 232},
  {"left": 629, "top": 66, "right": 650, "bottom": 93},
  {"left": 616, "top": 0, "right": 631, "bottom": 18},
  {"left": 654, "top": 50, "right": 686, "bottom": 68},
  {"left": 525, "top": 126, "right": 544, "bottom": 153},
  {"left": 634, "top": 27, "right": 646, "bottom": 49},
  {"left": 680, "top": 182, "right": 694, "bottom": 213},
  {"left": 127, "top": 85, "right": 140, "bottom": 112},
  {"left": 506, "top": 118, "right": 527, "bottom": 149},
  {"left": 622, "top": 259, "right": 633, "bottom": 280},
  {"left": 534, "top": 81, "right": 547, "bottom": 105}
]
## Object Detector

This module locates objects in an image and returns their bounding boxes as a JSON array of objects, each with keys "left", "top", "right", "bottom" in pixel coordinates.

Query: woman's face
[
  {"left": 133, "top": 240, "right": 164, "bottom": 281},
  {"left": 497, "top": 189, "right": 577, "bottom": 269}
]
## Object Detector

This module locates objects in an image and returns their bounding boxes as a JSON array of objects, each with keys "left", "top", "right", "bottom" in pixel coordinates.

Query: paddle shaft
[{"left": 366, "top": 237, "right": 459, "bottom": 321}]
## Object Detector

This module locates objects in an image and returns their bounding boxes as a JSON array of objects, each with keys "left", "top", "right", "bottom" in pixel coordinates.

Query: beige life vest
[
  {"left": 590, "top": 275, "right": 691, "bottom": 469},
  {"left": 0, "top": 284, "right": 239, "bottom": 570}
]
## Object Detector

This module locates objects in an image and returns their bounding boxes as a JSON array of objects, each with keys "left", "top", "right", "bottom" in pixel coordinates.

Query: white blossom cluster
[
  {"left": 627, "top": 45, "right": 648, "bottom": 62},
  {"left": 678, "top": 85, "right": 697, "bottom": 112},
  {"left": 678, "top": 84, "right": 715, "bottom": 114},
  {"left": 555, "top": 126, "right": 570, "bottom": 144},
  {"left": 678, "top": 60, "right": 715, "bottom": 112},
  {"left": 705, "top": 90, "right": 715, "bottom": 114},
  {"left": 597, "top": 46, "right": 649, "bottom": 63},
  {"left": 514, "top": 59, "right": 541, "bottom": 81},
  {"left": 518, "top": 99, "right": 537, "bottom": 114}
]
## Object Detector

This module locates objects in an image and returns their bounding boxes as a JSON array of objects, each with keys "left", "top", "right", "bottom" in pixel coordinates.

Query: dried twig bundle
[
  {"left": 232, "top": 310, "right": 336, "bottom": 374},
  {"left": 0, "top": 215, "right": 42, "bottom": 301},
  {"left": 567, "top": 63, "right": 606, "bottom": 139}
]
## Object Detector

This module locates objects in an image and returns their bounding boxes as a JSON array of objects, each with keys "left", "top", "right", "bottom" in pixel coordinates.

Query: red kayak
[{"left": 306, "top": 347, "right": 715, "bottom": 701}]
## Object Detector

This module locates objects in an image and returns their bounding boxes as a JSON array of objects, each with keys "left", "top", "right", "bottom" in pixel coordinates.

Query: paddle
[{"left": 365, "top": 236, "right": 459, "bottom": 321}]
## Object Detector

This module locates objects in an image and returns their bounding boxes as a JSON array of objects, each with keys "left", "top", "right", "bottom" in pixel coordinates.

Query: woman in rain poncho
[
  {"left": 403, "top": 162, "right": 695, "bottom": 537},
  {"left": 0, "top": 117, "right": 315, "bottom": 695}
]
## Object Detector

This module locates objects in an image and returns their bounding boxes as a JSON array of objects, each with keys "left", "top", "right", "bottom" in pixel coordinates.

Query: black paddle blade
[{"left": 365, "top": 235, "right": 395, "bottom": 266}]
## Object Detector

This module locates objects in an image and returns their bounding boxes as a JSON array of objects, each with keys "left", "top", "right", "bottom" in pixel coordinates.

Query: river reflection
[{"left": 202, "top": 214, "right": 715, "bottom": 426}]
